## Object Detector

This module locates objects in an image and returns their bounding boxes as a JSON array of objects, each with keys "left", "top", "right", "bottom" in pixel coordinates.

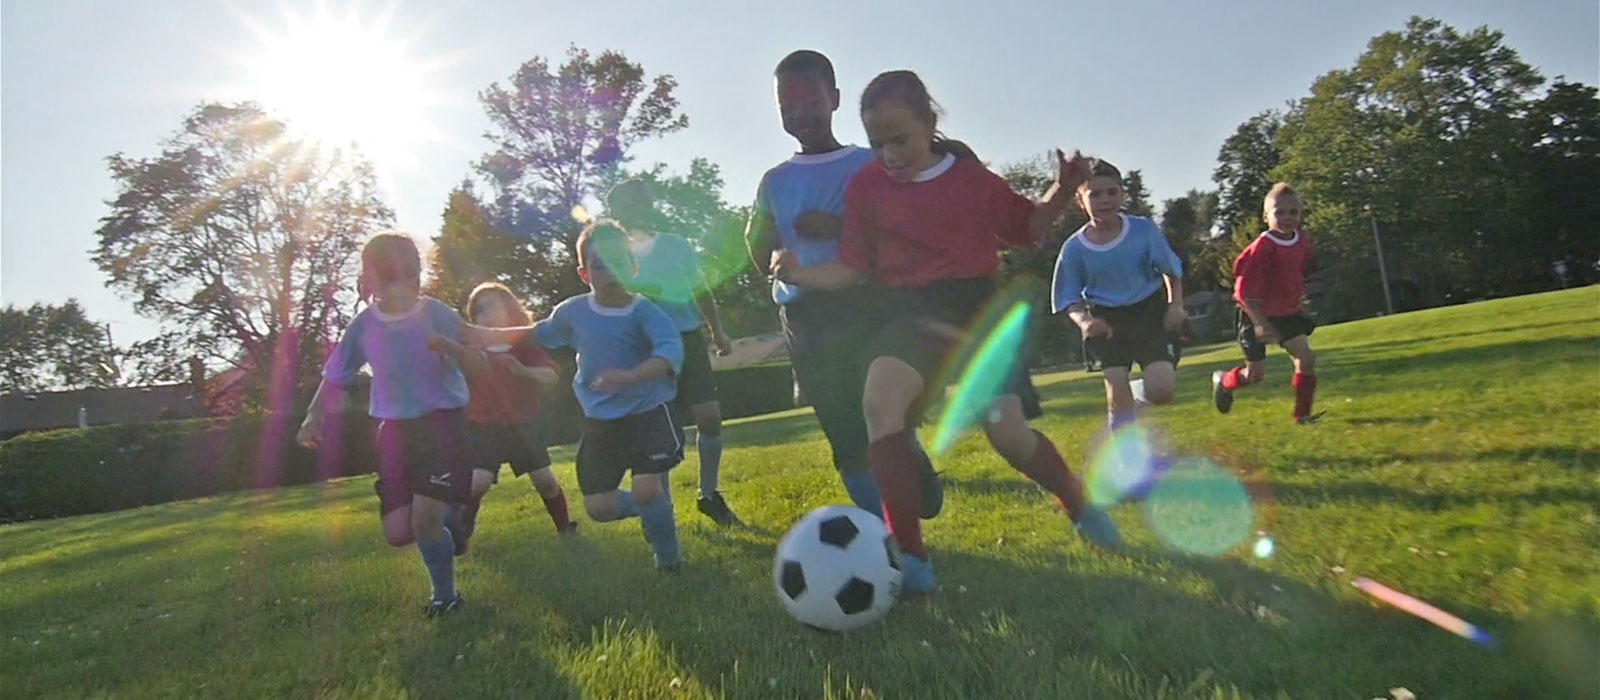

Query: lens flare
[
  {"left": 1253, "top": 537, "right": 1275, "bottom": 558},
  {"left": 1086, "top": 424, "right": 1170, "bottom": 506},
  {"left": 1143, "top": 458, "right": 1254, "bottom": 557},
  {"left": 929, "top": 300, "right": 1032, "bottom": 455}
]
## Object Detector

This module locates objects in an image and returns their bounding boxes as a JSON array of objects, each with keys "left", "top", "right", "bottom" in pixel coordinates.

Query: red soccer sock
[
  {"left": 1009, "top": 430, "right": 1088, "bottom": 520},
  {"left": 541, "top": 489, "right": 571, "bottom": 532},
  {"left": 1293, "top": 372, "right": 1318, "bottom": 419},
  {"left": 1222, "top": 366, "right": 1256, "bottom": 391},
  {"left": 869, "top": 428, "right": 927, "bottom": 559}
]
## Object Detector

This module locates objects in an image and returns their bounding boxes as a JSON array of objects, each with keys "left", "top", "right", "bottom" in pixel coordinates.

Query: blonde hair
[{"left": 1263, "top": 182, "right": 1300, "bottom": 211}]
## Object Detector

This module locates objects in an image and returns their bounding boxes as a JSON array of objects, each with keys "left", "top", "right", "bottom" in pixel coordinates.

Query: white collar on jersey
[
  {"left": 1261, "top": 230, "right": 1301, "bottom": 247},
  {"left": 371, "top": 298, "right": 426, "bottom": 323},
  {"left": 912, "top": 153, "right": 958, "bottom": 182},
  {"left": 586, "top": 294, "right": 641, "bottom": 316},
  {"left": 1077, "top": 214, "right": 1132, "bottom": 252},
  {"left": 787, "top": 146, "right": 863, "bottom": 165}
]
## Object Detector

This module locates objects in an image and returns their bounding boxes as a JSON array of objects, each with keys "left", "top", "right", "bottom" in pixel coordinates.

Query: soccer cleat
[
  {"left": 696, "top": 491, "right": 740, "bottom": 526},
  {"left": 900, "top": 553, "right": 937, "bottom": 595},
  {"left": 1212, "top": 371, "right": 1234, "bottom": 415},
  {"left": 423, "top": 594, "right": 464, "bottom": 618},
  {"left": 915, "top": 449, "right": 944, "bottom": 519},
  {"left": 1296, "top": 411, "right": 1326, "bottom": 426},
  {"left": 1074, "top": 506, "right": 1123, "bottom": 551},
  {"left": 557, "top": 521, "right": 580, "bottom": 536}
]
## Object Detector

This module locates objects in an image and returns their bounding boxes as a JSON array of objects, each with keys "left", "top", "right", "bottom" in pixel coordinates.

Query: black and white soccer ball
[{"left": 773, "top": 505, "right": 902, "bottom": 632}]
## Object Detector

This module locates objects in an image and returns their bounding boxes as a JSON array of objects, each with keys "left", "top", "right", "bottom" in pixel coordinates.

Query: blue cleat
[
  {"left": 1074, "top": 506, "right": 1123, "bottom": 551},
  {"left": 900, "top": 553, "right": 937, "bottom": 595}
]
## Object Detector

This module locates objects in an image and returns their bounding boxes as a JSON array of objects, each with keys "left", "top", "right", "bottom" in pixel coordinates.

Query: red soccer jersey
[
  {"left": 464, "top": 335, "right": 558, "bottom": 425},
  {"left": 839, "top": 155, "right": 1035, "bottom": 287},
  {"left": 1232, "top": 230, "right": 1314, "bottom": 317}
]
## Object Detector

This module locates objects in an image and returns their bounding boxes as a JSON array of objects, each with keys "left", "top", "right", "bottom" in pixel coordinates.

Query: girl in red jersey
[
  {"left": 774, "top": 70, "right": 1121, "bottom": 594},
  {"left": 1211, "top": 183, "right": 1322, "bottom": 424},
  {"left": 429, "top": 283, "right": 576, "bottom": 551}
]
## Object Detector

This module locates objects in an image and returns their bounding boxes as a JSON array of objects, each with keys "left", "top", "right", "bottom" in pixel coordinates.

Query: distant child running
[
  {"left": 429, "top": 282, "right": 575, "bottom": 545},
  {"left": 1212, "top": 183, "right": 1322, "bottom": 424},
  {"left": 1051, "top": 159, "right": 1187, "bottom": 431}
]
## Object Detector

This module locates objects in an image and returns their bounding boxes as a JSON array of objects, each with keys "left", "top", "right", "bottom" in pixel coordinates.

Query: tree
[
  {"left": 1274, "top": 17, "right": 1555, "bottom": 318},
  {"left": 472, "top": 46, "right": 689, "bottom": 313},
  {"left": 93, "top": 102, "right": 393, "bottom": 404},
  {"left": 1160, "top": 189, "right": 1225, "bottom": 291},
  {"left": 0, "top": 300, "right": 118, "bottom": 393},
  {"left": 999, "top": 156, "right": 1094, "bottom": 364},
  {"left": 424, "top": 182, "right": 520, "bottom": 310},
  {"left": 1213, "top": 111, "right": 1284, "bottom": 241},
  {"left": 1123, "top": 170, "right": 1154, "bottom": 217},
  {"left": 1523, "top": 79, "right": 1600, "bottom": 282}
]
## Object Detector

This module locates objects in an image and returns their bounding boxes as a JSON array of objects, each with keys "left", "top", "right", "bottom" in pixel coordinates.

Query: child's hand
[
  {"left": 1056, "top": 148, "right": 1091, "bottom": 189},
  {"left": 589, "top": 368, "right": 638, "bottom": 393},
  {"left": 770, "top": 250, "right": 800, "bottom": 282},
  {"left": 296, "top": 418, "right": 321, "bottom": 449},
  {"left": 711, "top": 328, "right": 733, "bottom": 356},
  {"left": 1163, "top": 303, "right": 1188, "bottom": 333},
  {"left": 793, "top": 211, "right": 843, "bottom": 241},
  {"left": 1254, "top": 323, "right": 1280, "bottom": 344},
  {"left": 1081, "top": 317, "right": 1113, "bottom": 339}
]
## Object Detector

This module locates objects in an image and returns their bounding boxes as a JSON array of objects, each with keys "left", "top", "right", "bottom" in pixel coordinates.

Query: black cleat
[
  {"left": 696, "top": 491, "right": 740, "bottom": 526},
  {"left": 1296, "top": 411, "right": 1326, "bottom": 426},
  {"left": 1212, "top": 371, "right": 1234, "bottom": 415},
  {"left": 423, "top": 594, "right": 464, "bottom": 618}
]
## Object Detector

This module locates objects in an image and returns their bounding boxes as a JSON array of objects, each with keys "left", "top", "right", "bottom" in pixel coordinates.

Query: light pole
[{"left": 1364, "top": 204, "right": 1395, "bottom": 316}]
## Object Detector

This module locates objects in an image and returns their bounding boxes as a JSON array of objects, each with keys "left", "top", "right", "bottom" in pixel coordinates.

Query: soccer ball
[{"left": 773, "top": 505, "right": 902, "bottom": 632}]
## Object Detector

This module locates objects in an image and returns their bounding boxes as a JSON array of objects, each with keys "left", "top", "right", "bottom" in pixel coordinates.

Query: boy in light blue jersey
[
  {"left": 606, "top": 179, "right": 740, "bottom": 527},
  {"left": 511, "top": 220, "right": 688, "bottom": 571},
  {"left": 1052, "top": 159, "right": 1186, "bottom": 431}
]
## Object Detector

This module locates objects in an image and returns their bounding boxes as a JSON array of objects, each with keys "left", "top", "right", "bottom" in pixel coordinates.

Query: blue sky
[{"left": 3, "top": 0, "right": 1595, "bottom": 349}]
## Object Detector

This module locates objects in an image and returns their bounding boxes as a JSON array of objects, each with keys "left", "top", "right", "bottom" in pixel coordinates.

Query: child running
[
  {"left": 297, "top": 232, "right": 492, "bottom": 617},
  {"left": 1051, "top": 159, "right": 1187, "bottom": 432},
  {"left": 480, "top": 221, "right": 688, "bottom": 570},
  {"left": 429, "top": 282, "right": 575, "bottom": 546},
  {"left": 745, "top": 49, "right": 942, "bottom": 520},
  {"left": 1212, "top": 183, "right": 1322, "bottom": 424},
  {"left": 604, "top": 179, "right": 741, "bottom": 526},
  {"left": 774, "top": 70, "right": 1120, "bottom": 594}
]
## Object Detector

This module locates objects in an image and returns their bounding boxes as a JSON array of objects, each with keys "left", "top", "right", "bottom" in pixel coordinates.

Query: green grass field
[{"left": 4, "top": 289, "right": 1598, "bottom": 699}]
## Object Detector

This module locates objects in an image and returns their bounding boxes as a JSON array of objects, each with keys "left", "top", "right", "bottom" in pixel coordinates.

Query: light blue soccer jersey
[
  {"left": 322, "top": 297, "right": 471, "bottom": 420},
  {"left": 1051, "top": 214, "right": 1184, "bottom": 312},
  {"left": 630, "top": 232, "right": 705, "bottom": 333},
  {"left": 756, "top": 146, "right": 876, "bottom": 305},
  {"left": 535, "top": 293, "right": 684, "bottom": 420}
]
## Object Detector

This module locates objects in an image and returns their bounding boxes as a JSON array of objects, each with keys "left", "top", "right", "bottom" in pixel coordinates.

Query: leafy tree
[
  {"left": 93, "top": 102, "right": 392, "bottom": 402},
  {"left": 0, "top": 300, "right": 118, "bottom": 393},
  {"left": 424, "top": 182, "right": 519, "bottom": 311}
]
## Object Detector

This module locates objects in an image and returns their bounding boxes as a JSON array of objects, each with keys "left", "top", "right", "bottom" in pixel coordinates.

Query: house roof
[
  {"left": 708, "top": 332, "right": 789, "bottom": 371},
  {"left": 0, "top": 384, "right": 204, "bottom": 436}
]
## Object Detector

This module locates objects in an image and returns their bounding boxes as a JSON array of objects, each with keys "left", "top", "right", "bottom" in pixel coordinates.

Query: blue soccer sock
[
  {"left": 697, "top": 433, "right": 723, "bottom": 497},
  {"left": 840, "top": 471, "right": 884, "bottom": 519},
  {"left": 613, "top": 490, "right": 641, "bottom": 520},
  {"left": 415, "top": 535, "right": 457, "bottom": 602},
  {"left": 638, "top": 496, "right": 682, "bottom": 568}
]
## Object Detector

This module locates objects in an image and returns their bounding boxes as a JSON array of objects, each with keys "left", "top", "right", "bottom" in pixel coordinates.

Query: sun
[{"left": 237, "top": 4, "right": 444, "bottom": 168}]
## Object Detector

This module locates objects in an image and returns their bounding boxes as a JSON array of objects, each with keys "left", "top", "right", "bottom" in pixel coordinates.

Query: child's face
[
  {"left": 1078, "top": 175, "right": 1124, "bottom": 221},
  {"left": 1265, "top": 194, "right": 1302, "bottom": 233},
  {"left": 580, "top": 243, "right": 634, "bottom": 293},
  {"left": 471, "top": 294, "right": 514, "bottom": 328},
  {"left": 863, "top": 104, "right": 938, "bottom": 183},
  {"left": 776, "top": 72, "right": 838, "bottom": 148}
]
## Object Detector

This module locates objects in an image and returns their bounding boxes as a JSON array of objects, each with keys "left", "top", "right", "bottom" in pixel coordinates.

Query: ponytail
[{"left": 932, "top": 135, "right": 979, "bottom": 162}]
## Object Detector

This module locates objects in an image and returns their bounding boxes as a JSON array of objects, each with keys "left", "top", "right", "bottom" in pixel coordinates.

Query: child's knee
[
  {"left": 470, "top": 469, "right": 495, "bottom": 497},
  {"left": 861, "top": 397, "right": 906, "bottom": 437},
  {"left": 383, "top": 523, "right": 414, "bottom": 547},
  {"left": 982, "top": 411, "right": 1034, "bottom": 463},
  {"left": 584, "top": 496, "right": 616, "bottom": 522},
  {"left": 1145, "top": 381, "right": 1176, "bottom": 405},
  {"left": 530, "top": 470, "right": 561, "bottom": 497}
]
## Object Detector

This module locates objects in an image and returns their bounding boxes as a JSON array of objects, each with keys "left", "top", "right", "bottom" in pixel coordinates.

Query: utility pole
[{"left": 1365, "top": 205, "right": 1395, "bottom": 316}]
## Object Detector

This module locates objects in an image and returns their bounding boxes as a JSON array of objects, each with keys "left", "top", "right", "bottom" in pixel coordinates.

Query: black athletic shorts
[
  {"left": 467, "top": 420, "right": 552, "bottom": 478},
  {"left": 1238, "top": 312, "right": 1316, "bottom": 362},
  {"left": 782, "top": 289, "right": 880, "bottom": 475},
  {"left": 675, "top": 329, "right": 718, "bottom": 407},
  {"left": 574, "top": 404, "right": 684, "bottom": 495},
  {"left": 373, "top": 409, "right": 473, "bottom": 515},
  {"left": 1082, "top": 291, "right": 1181, "bottom": 372}
]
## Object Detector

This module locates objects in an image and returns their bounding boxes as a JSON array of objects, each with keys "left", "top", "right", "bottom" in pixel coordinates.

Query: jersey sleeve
[
  {"left": 321, "top": 315, "right": 367, "bottom": 385},
  {"left": 838, "top": 175, "right": 875, "bottom": 272},
  {"left": 983, "top": 166, "right": 1037, "bottom": 248},
  {"left": 534, "top": 300, "right": 575, "bottom": 349},
  {"left": 637, "top": 301, "right": 685, "bottom": 374},
  {"left": 1050, "top": 239, "right": 1087, "bottom": 313},
  {"left": 1232, "top": 242, "right": 1270, "bottom": 302},
  {"left": 514, "top": 334, "right": 558, "bottom": 369},
  {"left": 427, "top": 298, "right": 465, "bottom": 340},
  {"left": 1149, "top": 227, "right": 1184, "bottom": 278}
]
